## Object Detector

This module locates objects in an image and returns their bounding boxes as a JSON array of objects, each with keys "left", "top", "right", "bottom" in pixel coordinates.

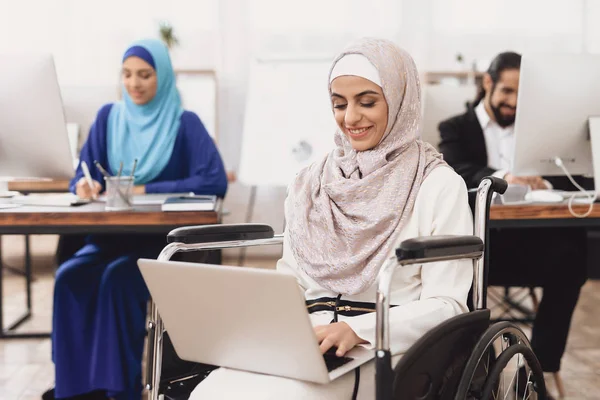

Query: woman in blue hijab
[{"left": 45, "top": 39, "right": 227, "bottom": 400}]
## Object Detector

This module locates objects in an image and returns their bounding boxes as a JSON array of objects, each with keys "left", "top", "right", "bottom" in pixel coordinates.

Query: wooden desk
[
  {"left": 0, "top": 202, "right": 220, "bottom": 234},
  {"left": 0, "top": 202, "right": 221, "bottom": 338},
  {"left": 490, "top": 203, "right": 600, "bottom": 228},
  {"left": 7, "top": 180, "right": 71, "bottom": 194}
]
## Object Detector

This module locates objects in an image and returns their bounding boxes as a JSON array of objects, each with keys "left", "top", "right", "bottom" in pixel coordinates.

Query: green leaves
[{"left": 159, "top": 21, "right": 179, "bottom": 49}]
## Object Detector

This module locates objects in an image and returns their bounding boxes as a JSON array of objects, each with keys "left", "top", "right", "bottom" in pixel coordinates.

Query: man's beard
[{"left": 489, "top": 101, "right": 516, "bottom": 128}]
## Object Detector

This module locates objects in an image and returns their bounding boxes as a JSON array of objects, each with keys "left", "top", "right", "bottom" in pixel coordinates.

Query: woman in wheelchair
[
  {"left": 190, "top": 38, "right": 473, "bottom": 399},
  {"left": 46, "top": 39, "right": 227, "bottom": 400}
]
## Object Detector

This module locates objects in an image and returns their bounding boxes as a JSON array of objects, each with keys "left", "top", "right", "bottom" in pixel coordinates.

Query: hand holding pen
[{"left": 76, "top": 161, "right": 102, "bottom": 200}]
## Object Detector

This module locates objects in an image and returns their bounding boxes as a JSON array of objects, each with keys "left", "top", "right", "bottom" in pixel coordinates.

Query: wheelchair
[{"left": 144, "top": 176, "right": 548, "bottom": 400}]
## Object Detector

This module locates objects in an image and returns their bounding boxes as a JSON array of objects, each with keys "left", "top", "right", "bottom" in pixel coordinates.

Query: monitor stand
[
  {"left": 589, "top": 117, "right": 600, "bottom": 194},
  {"left": 0, "top": 180, "right": 23, "bottom": 208},
  {"left": 571, "top": 117, "right": 600, "bottom": 204},
  {"left": 0, "top": 179, "right": 20, "bottom": 198}
]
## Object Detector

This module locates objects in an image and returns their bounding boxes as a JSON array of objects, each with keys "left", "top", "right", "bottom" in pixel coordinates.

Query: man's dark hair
[{"left": 474, "top": 51, "right": 522, "bottom": 105}]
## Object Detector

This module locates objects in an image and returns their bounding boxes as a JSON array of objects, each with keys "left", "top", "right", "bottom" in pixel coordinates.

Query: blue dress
[{"left": 52, "top": 104, "right": 227, "bottom": 400}]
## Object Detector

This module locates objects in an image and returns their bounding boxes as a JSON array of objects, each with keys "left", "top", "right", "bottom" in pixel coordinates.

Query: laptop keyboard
[{"left": 323, "top": 348, "right": 354, "bottom": 372}]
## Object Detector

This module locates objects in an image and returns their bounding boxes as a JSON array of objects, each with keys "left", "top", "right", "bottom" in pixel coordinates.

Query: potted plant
[{"left": 159, "top": 21, "right": 179, "bottom": 50}]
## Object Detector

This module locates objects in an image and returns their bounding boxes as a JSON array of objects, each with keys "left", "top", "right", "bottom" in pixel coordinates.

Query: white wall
[
  {"left": 425, "top": 0, "right": 585, "bottom": 70},
  {"left": 0, "top": 0, "right": 218, "bottom": 84},
  {"left": 1, "top": 0, "right": 599, "bottom": 172}
]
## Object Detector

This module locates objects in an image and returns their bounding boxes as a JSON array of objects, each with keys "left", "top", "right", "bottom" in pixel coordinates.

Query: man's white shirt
[{"left": 474, "top": 101, "right": 515, "bottom": 179}]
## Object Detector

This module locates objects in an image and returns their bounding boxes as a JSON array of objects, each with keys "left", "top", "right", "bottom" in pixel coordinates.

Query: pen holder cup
[{"left": 104, "top": 176, "right": 133, "bottom": 211}]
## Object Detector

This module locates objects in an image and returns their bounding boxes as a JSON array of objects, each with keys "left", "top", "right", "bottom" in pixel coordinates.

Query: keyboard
[
  {"left": 557, "top": 190, "right": 596, "bottom": 199},
  {"left": 323, "top": 347, "right": 354, "bottom": 372}
]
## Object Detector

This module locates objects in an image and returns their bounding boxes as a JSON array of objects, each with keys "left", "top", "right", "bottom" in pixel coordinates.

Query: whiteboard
[{"left": 239, "top": 59, "right": 337, "bottom": 186}]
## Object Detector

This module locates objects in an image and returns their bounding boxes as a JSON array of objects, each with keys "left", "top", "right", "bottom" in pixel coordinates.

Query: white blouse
[{"left": 276, "top": 166, "right": 474, "bottom": 356}]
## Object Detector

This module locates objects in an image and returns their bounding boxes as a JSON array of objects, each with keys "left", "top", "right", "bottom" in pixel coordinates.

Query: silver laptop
[{"left": 137, "top": 259, "right": 374, "bottom": 384}]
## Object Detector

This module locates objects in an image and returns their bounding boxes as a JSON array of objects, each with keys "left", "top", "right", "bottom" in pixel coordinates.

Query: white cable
[{"left": 553, "top": 157, "right": 596, "bottom": 218}]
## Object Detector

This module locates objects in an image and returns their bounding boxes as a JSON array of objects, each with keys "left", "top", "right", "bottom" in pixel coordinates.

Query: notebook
[{"left": 161, "top": 195, "right": 217, "bottom": 211}]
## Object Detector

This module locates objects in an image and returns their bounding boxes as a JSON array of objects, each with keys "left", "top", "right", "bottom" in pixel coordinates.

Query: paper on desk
[
  {"left": 0, "top": 203, "right": 22, "bottom": 209},
  {"left": 10, "top": 193, "right": 88, "bottom": 207},
  {"left": 0, "top": 191, "right": 19, "bottom": 198}
]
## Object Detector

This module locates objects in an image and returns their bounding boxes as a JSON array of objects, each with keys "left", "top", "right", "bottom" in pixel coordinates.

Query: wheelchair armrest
[
  {"left": 483, "top": 176, "right": 508, "bottom": 195},
  {"left": 396, "top": 235, "right": 483, "bottom": 265},
  {"left": 167, "top": 223, "right": 275, "bottom": 244}
]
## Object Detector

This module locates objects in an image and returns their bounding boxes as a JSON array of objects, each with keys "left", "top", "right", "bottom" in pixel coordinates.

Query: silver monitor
[
  {"left": 60, "top": 85, "right": 119, "bottom": 153},
  {"left": 512, "top": 53, "right": 600, "bottom": 177},
  {"left": 0, "top": 54, "right": 74, "bottom": 181}
]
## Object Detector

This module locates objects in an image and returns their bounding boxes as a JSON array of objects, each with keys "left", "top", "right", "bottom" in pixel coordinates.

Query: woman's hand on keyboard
[
  {"left": 314, "top": 322, "right": 367, "bottom": 357},
  {"left": 504, "top": 174, "right": 547, "bottom": 190}
]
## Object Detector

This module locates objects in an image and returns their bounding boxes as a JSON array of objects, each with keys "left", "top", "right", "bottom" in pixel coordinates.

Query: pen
[
  {"left": 129, "top": 158, "right": 138, "bottom": 180},
  {"left": 94, "top": 160, "right": 131, "bottom": 206},
  {"left": 94, "top": 160, "right": 111, "bottom": 178},
  {"left": 124, "top": 158, "right": 138, "bottom": 197},
  {"left": 80, "top": 161, "right": 97, "bottom": 200}
]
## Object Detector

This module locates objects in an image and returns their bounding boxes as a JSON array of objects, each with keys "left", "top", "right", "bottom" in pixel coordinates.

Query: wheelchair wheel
[{"left": 455, "top": 322, "right": 546, "bottom": 400}]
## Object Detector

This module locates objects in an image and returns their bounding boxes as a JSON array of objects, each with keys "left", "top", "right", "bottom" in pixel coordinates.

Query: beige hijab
[{"left": 285, "top": 38, "right": 447, "bottom": 295}]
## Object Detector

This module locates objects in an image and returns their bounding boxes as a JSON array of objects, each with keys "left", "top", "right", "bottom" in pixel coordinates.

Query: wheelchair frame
[{"left": 144, "top": 176, "right": 547, "bottom": 400}]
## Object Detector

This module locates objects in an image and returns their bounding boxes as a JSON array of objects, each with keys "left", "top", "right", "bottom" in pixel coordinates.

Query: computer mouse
[{"left": 524, "top": 190, "right": 564, "bottom": 203}]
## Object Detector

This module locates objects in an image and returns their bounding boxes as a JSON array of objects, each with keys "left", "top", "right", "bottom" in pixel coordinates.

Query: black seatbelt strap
[{"left": 352, "top": 367, "right": 360, "bottom": 400}]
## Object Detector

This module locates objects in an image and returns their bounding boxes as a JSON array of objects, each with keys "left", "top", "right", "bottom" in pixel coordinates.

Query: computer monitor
[
  {"left": 0, "top": 54, "right": 74, "bottom": 185},
  {"left": 512, "top": 53, "right": 600, "bottom": 178},
  {"left": 60, "top": 85, "right": 119, "bottom": 157}
]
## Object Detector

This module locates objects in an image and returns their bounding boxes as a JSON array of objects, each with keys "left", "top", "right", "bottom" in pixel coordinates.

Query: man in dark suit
[{"left": 438, "top": 52, "right": 588, "bottom": 380}]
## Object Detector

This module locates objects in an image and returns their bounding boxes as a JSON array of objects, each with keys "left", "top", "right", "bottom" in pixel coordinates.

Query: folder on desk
[{"left": 161, "top": 195, "right": 216, "bottom": 212}]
